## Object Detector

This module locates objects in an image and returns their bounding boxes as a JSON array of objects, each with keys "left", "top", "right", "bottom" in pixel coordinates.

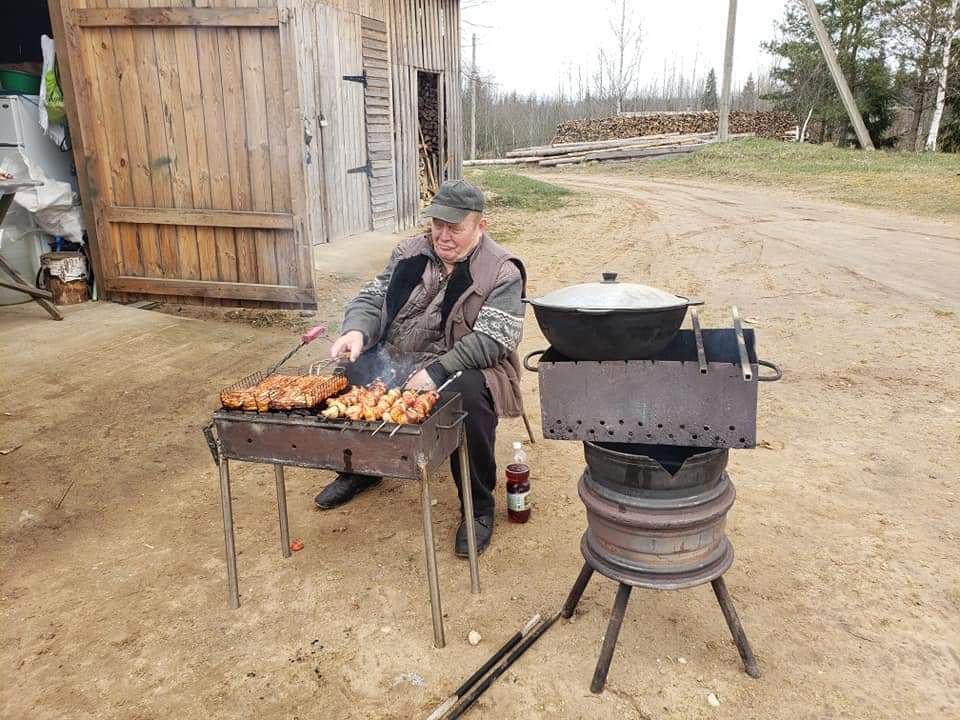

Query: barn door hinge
[
  {"left": 347, "top": 161, "right": 373, "bottom": 178},
  {"left": 342, "top": 70, "right": 368, "bottom": 88}
]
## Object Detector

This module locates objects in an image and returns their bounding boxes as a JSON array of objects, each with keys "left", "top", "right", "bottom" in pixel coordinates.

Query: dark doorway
[{"left": 417, "top": 71, "right": 443, "bottom": 208}]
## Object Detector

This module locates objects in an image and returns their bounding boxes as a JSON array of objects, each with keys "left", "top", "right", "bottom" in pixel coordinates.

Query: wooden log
[
  {"left": 535, "top": 136, "right": 715, "bottom": 165},
  {"left": 538, "top": 143, "right": 708, "bottom": 167},
  {"left": 505, "top": 131, "right": 715, "bottom": 158},
  {"left": 49, "top": 277, "right": 90, "bottom": 305},
  {"left": 463, "top": 157, "right": 543, "bottom": 167}
]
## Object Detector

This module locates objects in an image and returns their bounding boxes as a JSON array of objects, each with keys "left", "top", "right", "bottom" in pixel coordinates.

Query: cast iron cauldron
[{"left": 524, "top": 273, "right": 703, "bottom": 360}]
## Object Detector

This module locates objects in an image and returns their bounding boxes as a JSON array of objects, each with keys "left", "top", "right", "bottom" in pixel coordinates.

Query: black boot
[
  {"left": 314, "top": 474, "right": 381, "bottom": 510},
  {"left": 455, "top": 512, "right": 495, "bottom": 557}
]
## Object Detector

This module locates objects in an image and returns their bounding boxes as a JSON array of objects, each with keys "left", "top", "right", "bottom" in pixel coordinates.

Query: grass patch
[
  {"left": 628, "top": 138, "right": 960, "bottom": 216},
  {"left": 466, "top": 169, "right": 572, "bottom": 211}
]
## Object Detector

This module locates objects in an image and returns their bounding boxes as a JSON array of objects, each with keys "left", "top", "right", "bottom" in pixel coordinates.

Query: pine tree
[
  {"left": 703, "top": 68, "right": 718, "bottom": 111},
  {"left": 740, "top": 73, "right": 758, "bottom": 112}
]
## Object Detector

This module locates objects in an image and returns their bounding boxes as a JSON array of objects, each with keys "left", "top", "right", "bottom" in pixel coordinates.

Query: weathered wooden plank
[
  {"left": 237, "top": 21, "right": 279, "bottom": 286},
  {"left": 105, "top": 205, "right": 295, "bottom": 229},
  {"left": 88, "top": 20, "right": 141, "bottom": 277},
  {"left": 127, "top": 3, "right": 180, "bottom": 286},
  {"left": 75, "top": 8, "right": 279, "bottom": 27},
  {"left": 194, "top": 8, "right": 239, "bottom": 283},
  {"left": 217, "top": 17, "right": 259, "bottom": 290},
  {"left": 109, "top": 21, "right": 163, "bottom": 281},
  {"left": 154, "top": 5, "right": 202, "bottom": 282},
  {"left": 108, "top": 275, "right": 314, "bottom": 303},
  {"left": 47, "top": 0, "right": 112, "bottom": 285},
  {"left": 171, "top": 9, "right": 219, "bottom": 293}
]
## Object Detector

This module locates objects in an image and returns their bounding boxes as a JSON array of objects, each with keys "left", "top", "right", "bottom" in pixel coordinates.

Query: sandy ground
[{"left": 2, "top": 171, "right": 959, "bottom": 720}]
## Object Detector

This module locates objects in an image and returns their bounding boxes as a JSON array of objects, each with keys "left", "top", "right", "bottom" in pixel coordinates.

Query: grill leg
[
  {"left": 418, "top": 460, "right": 445, "bottom": 648},
  {"left": 458, "top": 435, "right": 481, "bottom": 594},
  {"left": 590, "top": 582, "right": 632, "bottom": 694},
  {"left": 562, "top": 562, "right": 594, "bottom": 619},
  {"left": 218, "top": 455, "right": 240, "bottom": 609},
  {"left": 275, "top": 465, "right": 291, "bottom": 559},
  {"left": 711, "top": 576, "right": 761, "bottom": 679}
]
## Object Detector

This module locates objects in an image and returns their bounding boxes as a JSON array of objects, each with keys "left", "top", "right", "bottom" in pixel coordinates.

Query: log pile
[
  {"left": 553, "top": 111, "right": 796, "bottom": 143},
  {"left": 418, "top": 74, "right": 442, "bottom": 206},
  {"left": 463, "top": 131, "right": 747, "bottom": 168}
]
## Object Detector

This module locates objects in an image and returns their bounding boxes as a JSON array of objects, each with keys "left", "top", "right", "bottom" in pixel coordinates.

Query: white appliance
[
  {"left": 0, "top": 94, "right": 77, "bottom": 191},
  {"left": 0, "top": 94, "right": 77, "bottom": 305}
]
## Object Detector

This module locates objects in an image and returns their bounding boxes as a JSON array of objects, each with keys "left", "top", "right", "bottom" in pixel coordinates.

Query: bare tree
[{"left": 599, "top": 0, "right": 643, "bottom": 115}]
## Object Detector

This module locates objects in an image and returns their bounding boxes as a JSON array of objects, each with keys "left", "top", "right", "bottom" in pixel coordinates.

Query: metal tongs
[{"left": 264, "top": 325, "right": 344, "bottom": 376}]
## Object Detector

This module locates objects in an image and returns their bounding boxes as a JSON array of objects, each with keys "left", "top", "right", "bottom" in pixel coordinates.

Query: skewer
[
  {"left": 370, "top": 419, "right": 389, "bottom": 436},
  {"left": 435, "top": 370, "right": 463, "bottom": 394},
  {"left": 389, "top": 423, "right": 403, "bottom": 438},
  {"left": 426, "top": 614, "right": 541, "bottom": 720}
]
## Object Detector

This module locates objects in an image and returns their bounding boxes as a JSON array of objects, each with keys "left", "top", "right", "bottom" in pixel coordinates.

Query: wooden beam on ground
[
  {"left": 801, "top": 0, "right": 874, "bottom": 150},
  {"left": 105, "top": 206, "right": 295, "bottom": 230},
  {"left": 718, "top": 0, "right": 737, "bottom": 141},
  {"left": 505, "top": 132, "right": 715, "bottom": 158},
  {"left": 0, "top": 252, "right": 63, "bottom": 320},
  {"left": 74, "top": 8, "right": 279, "bottom": 27},
  {"left": 107, "top": 276, "right": 315, "bottom": 304},
  {"left": 0, "top": 279, "right": 54, "bottom": 299}
]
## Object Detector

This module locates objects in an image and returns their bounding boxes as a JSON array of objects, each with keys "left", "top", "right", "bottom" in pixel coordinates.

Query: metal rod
[
  {"left": 732, "top": 306, "right": 753, "bottom": 382},
  {"left": 711, "top": 576, "right": 761, "bottom": 679},
  {"left": 459, "top": 435, "right": 481, "bottom": 594},
  {"left": 435, "top": 370, "right": 463, "bottom": 394},
  {"left": 562, "top": 562, "right": 595, "bottom": 619},
  {"left": 446, "top": 612, "right": 560, "bottom": 720},
  {"left": 426, "top": 614, "right": 542, "bottom": 720},
  {"left": 590, "top": 583, "right": 632, "bottom": 694},
  {"left": 218, "top": 455, "right": 240, "bottom": 609},
  {"left": 275, "top": 465, "right": 291, "bottom": 559},
  {"left": 389, "top": 423, "right": 403, "bottom": 438},
  {"left": 521, "top": 411, "right": 537, "bottom": 444},
  {"left": 418, "top": 460, "right": 445, "bottom": 648},
  {"left": 691, "top": 308, "right": 708, "bottom": 374},
  {"left": 370, "top": 419, "right": 388, "bottom": 437}
]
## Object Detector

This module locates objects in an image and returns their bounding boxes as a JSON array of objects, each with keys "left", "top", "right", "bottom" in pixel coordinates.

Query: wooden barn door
[
  {"left": 52, "top": 2, "right": 314, "bottom": 305},
  {"left": 360, "top": 16, "right": 395, "bottom": 233},
  {"left": 315, "top": 5, "right": 370, "bottom": 241}
]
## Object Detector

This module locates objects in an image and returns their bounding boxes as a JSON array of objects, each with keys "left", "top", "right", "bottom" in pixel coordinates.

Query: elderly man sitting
[{"left": 314, "top": 180, "right": 526, "bottom": 556}]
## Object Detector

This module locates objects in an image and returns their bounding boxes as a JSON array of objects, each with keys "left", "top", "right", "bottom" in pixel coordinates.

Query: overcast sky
[{"left": 459, "top": 0, "right": 789, "bottom": 96}]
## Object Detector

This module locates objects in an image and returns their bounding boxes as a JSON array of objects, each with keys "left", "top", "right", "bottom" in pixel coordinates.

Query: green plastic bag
[{"left": 44, "top": 67, "right": 66, "bottom": 125}]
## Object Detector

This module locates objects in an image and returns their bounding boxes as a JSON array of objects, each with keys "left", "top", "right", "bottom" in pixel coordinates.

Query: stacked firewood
[
  {"left": 464, "top": 131, "right": 750, "bottom": 168},
  {"left": 553, "top": 111, "right": 796, "bottom": 143},
  {"left": 418, "top": 75, "right": 441, "bottom": 206}
]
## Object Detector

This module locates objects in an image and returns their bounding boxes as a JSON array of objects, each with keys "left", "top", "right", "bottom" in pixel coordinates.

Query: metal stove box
[{"left": 529, "top": 328, "right": 778, "bottom": 449}]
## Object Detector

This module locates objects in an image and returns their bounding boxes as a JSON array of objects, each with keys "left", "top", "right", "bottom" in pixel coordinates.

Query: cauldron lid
[{"left": 529, "top": 273, "right": 690, "bottom": 312}]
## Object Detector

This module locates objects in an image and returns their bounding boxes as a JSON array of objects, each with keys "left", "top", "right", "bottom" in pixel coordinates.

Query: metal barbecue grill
[
  {"left": 524, "top": 305, "right": 782, "bottom": 693},
  {"left": 203, "top": 368, "right": 481, "bottom": 649}
]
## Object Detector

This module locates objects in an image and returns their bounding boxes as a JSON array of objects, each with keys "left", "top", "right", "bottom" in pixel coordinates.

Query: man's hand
[
  {"left": 405, "top": 369, "right": 436, "bottom": 392},
  {"left": 330, "top": 330, "right": 364, "bottom": 362}
]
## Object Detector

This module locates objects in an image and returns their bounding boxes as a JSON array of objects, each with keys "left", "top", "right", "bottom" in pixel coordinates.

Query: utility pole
[
  {"left": 718, "top": 0, "right": 737, "bottom": 141},
  {"left": 470, "top": 33, "right": 477, "bottom": 161},
  {"left": 801, "top": 0, "right": 874, "bottom": 150}
]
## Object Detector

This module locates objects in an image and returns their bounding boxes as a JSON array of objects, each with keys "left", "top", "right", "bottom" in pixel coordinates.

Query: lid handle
[{"left": 601, "top": 272, "right": 618, "bottom": 283}]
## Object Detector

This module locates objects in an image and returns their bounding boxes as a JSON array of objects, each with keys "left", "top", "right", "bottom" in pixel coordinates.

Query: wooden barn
[{"left": 46, "top": 0, "right": 464, "bottom": 307}]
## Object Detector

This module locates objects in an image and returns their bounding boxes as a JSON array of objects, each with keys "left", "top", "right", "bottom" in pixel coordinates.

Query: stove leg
[
  {"left": 274, "top": 465, "right": 291, "bottom": 559},
  {"left": 218, "top": 455, "right": 240, "bottom": 609},
  {"left": 418, "top": 460, "right": 445, "bottom": 648},
  {"left": 591, "top": 582, "right": 632, "bottom": 694},
  {"left": 711, "top": 576, "right": 761, "bottom": 679},
  {"left": 458, "top": 436, "right": 481, "bottom": 594},
  {"left": 562, "top": 562, "right": 594, "bottom": 618}
]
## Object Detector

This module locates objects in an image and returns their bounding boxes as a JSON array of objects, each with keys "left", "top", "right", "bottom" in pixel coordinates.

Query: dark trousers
[{"left": 345, "top": 353, "right": 498, "bottom": 518}]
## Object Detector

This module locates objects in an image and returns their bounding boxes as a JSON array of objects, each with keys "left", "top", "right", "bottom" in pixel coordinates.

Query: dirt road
[{"left": 2, "top": 170, "right": 958, "bottom": 720}]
